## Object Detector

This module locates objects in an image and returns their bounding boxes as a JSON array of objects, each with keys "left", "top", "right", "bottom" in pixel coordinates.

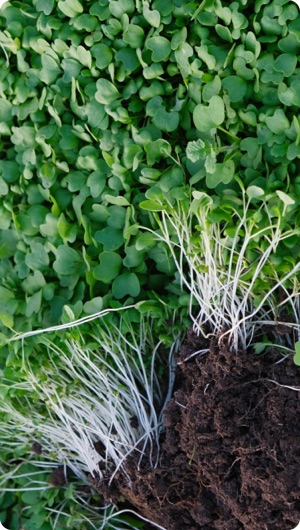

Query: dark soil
[{"left": 94, "top": 330, "right": 300, "bottom": 529}]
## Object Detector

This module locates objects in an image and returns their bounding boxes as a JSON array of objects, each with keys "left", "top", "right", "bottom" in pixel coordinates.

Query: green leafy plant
[
  {"left": 141, "top": 185, "right": 300, "bottom": 351},
  {"left": 0, "top": 0, "right": 299, "bottom": 335},
  {"left": 0, "top": 0, "right": 300, "bottom": 527},
  {"left": 0, "top": 307, "right": 180, "bottom": 529}
]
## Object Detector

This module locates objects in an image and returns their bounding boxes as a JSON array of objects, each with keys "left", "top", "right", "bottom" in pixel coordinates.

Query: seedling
[
  {"left": 141, "top": 186, "right": 300, "bottom": 352},
  {"left": 2, "top": 311, "right": 179, "bottom": 482}
]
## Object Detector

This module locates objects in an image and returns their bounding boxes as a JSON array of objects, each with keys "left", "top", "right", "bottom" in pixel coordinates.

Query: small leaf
[
  {"left": 146, "top": 36, "right": 171, "bottom": 62},
  {"left": 112, "top": 272, "right": 140, "bottom": 299},
  {"left": 53, "top": 246, "right": 83, "bottom": 275},
  {"left": 123, "top": 24, "right": 144, "bottom": 48},
  {"left": 186, "top": 139, "right": 206, "bottom": 163},
  {"left": 266, "top": 110, "right": 289, "bottom": 134},
  {"left": 83, "top": 297, "right": 103, "bottom": 314},
  {"left": 139, "top": 200, "right": 166, "bottom": 212},
  {"left": 143, "top": 3, "right": 160, "bottom": 28},
  {"left": 105, "top": 194, "right": 130, "bottom": 206},
  {"left": 276, "top": 190, "right": 295, "bottom": 207},
  {"left": 94, "top": 227, "right": 124, "bottom": 251},
  {"left": 222, "top": 76, "right": 247, "bottom": 103},
  {"left": 95, "top": 79, "right": 120, "bottom": 105},
  {"left": 91, "top": 44, "right": 113, "bottom": 69},
  {"left": 206, "top": 160, "right": 235, "bottom": 189},
  {"left": 246, "top": 186, "right": 264, "bottom": 199},
  {"left": 93, "top": 252, "right": 122, "bottom": 283},
  {"left": 193, "top": 96, "right": 225, "bottom": 132},
  {"left": 273, "top": 53, "right": 297, "bottom": 77}
]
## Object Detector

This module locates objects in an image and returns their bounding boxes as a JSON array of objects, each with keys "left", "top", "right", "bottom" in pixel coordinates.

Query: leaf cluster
[{"left": 0, "top": 0, "right": 299, "bottom": 333}]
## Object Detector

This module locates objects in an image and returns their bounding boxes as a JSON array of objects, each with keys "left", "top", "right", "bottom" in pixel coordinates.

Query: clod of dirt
[
  {"left": 94, "top": 330, "right": 300, "bottom": 530},
  {"left": 49, "top": 465, "right": 68, "bottom": 487}
]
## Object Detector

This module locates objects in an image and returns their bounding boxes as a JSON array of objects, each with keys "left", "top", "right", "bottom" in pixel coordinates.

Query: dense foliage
[
  {"left": 0, "top": 0, "right": 299, "bottom": 335},
  {"left": 0, "top": 0, "right": 300, "bottom": 529}
]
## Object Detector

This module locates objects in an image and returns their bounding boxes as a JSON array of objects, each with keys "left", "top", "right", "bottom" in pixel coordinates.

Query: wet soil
[{"left": 94, "top": 330, "right": 300, "bottom": 529}]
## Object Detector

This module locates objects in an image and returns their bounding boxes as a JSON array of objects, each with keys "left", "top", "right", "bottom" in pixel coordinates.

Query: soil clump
[{"left": 94, "top": 330, "right": 300, "bottom": 529}]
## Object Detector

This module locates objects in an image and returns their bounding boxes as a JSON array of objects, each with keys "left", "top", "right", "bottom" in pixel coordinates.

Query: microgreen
[
  {"left": 140, "top": 186, "right": 300, "bottom": 351},
  {"left": 1, "top": 0, "right": 300, "bottom": 527},
  {"left": 0, "top": 0, "right": 299, "bottom": 334}
]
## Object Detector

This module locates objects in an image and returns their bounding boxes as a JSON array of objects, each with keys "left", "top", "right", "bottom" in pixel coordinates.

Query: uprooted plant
[
  {"left": 141, "top": 184, "right": 300, "bottom": 352},
  {"left": 0, "top": 308, "right": 179, "bottom": 529}
]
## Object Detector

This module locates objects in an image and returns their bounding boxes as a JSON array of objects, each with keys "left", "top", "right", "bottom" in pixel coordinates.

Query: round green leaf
[
  {"left": 206, "top": 160, "right": 235, "bottom": 189},
  {"left": 83, "top": 297, "right": 103, "bottom": 314},
  {"left": 94, "top": 227, "right": 124, "bottom": 251},
  {"left": 93, "top": 252, "right": 122, "bottom": 283},
  {"left": 193, "top": 96, "right": 225, "bottom": 132},
  {"left": 265, "top": 109, "right": 290, "bottom": 135},
  {"left": 95, "top": 79, "right": 120, "bottom": 105},
  {"left": 112, "top": 272, "right": 140, "bottom": 299},
  {"left": 0, "top": 99, "right": 13, "bottom": 122},
  {"left": 146, "top": 36, "right": 171, "bottom": 62},
  {"left": 123, "top": 24, "right": 144, "bottom": 48},
  {"left": 222, "top": 76, "right": 247, "bottom": 103},
  {"left": 53, "top": 246, "right": 83, "bottom": 275},
  {"left": 273, "top": 53, "right": 297, "bottom": 77},
  {"left": 91, "top": 44, "right": 113, "bottom": 69}
]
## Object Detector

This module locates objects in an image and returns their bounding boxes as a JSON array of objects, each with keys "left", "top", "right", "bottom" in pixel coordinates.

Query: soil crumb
[{"left": 94, "top": 330, "right": 300, "bottom": 529}]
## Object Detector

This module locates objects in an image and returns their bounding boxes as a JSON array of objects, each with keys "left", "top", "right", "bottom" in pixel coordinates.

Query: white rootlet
[{"left": 3, "top": 310, "right": 179, "bottom": 483}]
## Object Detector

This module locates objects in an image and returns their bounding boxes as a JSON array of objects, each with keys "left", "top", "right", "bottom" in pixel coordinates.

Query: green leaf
[
  {"left": 0, "top": 99, "right": 13, "bottom": 122},
  {"left": 91, "top": 44, "right": 113, "bottom": 69},
  {"left": 144, "top": 139, "right": 172, "bottom": 166},
  {"left": 215, "top": 24, "right": 233, "bottom": 43},
  {"left": 105, "top": 194, "right": 130, "bottom": 206},
  {"left": 25, "top": 243, "right": 49, "bottom": 271},
  {"left": 116, "top": 48, "right": 139, "bottom": 72},
  {"left": 26, "top": 290, "right": 42, "bottom": 318},
  {"left": 123, "top": 245, "right": 145, "bottom": 268},
  {"left": 83, "top": 297, "right": 103, "bottom": 314},
  {"left": 93, "top": 252, "right": 122, "bottom": 283},
  {"left": 246, "top": 186, "right": 264, "bottom": 200},
  {"left": 109, "top": 0, "right": 135, "bottom": 18},
  {"left": 276, "top": 190, "right": 295, "bottom": 207},
  {"left": 0, "top": 311, "right": 14, "bottom": 329},
  {"left": 123, "top": 24, "right": 144, "bottom": 48},
  {"left": 265, "top": 109, "right": 289, "bottom": 134},
  {"left": 94, "top": 227, "right": 124, "bottom": 251},
  {"left": 139, "top": 200, "right": 166, "bottom": 212},
  {"left": 53, "top": 246, "right": 83, "bottom": 276},
  {"left": 186, "top": 139, "right": 206, "bottom": 163},
  {"left": 153, "top": 108, "right": 179, "bottom": 133},
  {"left": 206, "top": 160, "right": 235, "bottom": 189},
  {"left": 193, "top": 96, "right": 225, "bottom": 132},
  {"left": 57, "top": 213, "right": 77, "bottom": 243},
  {"left": 143, "top": 3, "right": 160, "bottom": 28},
  {"left": 36, "top": 0, "right": 55, "bottom": 14},
  {"left": 95, "top": 79, "right": 120, "bottom": 105},
  {"left": 273, "top": 53, "right": 297, "bottom": 77},
  {"left": 40, "top": 54, "right": 61, "bottom": 85},
  {"left": 195, "top": 45, "right": 216, "bottom": 70},
  {"left": 205, "top": 150, "right": 217, "bottom": 174},
  {"left": 146, "top": 36, "right": 171, "bottom": 62},
  {"left": 112, "top": 272, "right": 140, "bottom": 299},
  {"left": 171, "top": 27, "right": 187, "bottom": 50},
  {"left": 222, "top": 76, "right": 247, "bottom": 103},
  {"left": 58, "top": 0, "right": 83, "bottom": 17},
  {"left": 86, "top": 99, "right": 108, "bottom": 129},
  {"left": 0, "top": 176, "right": 9, "bottom": 195}
]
